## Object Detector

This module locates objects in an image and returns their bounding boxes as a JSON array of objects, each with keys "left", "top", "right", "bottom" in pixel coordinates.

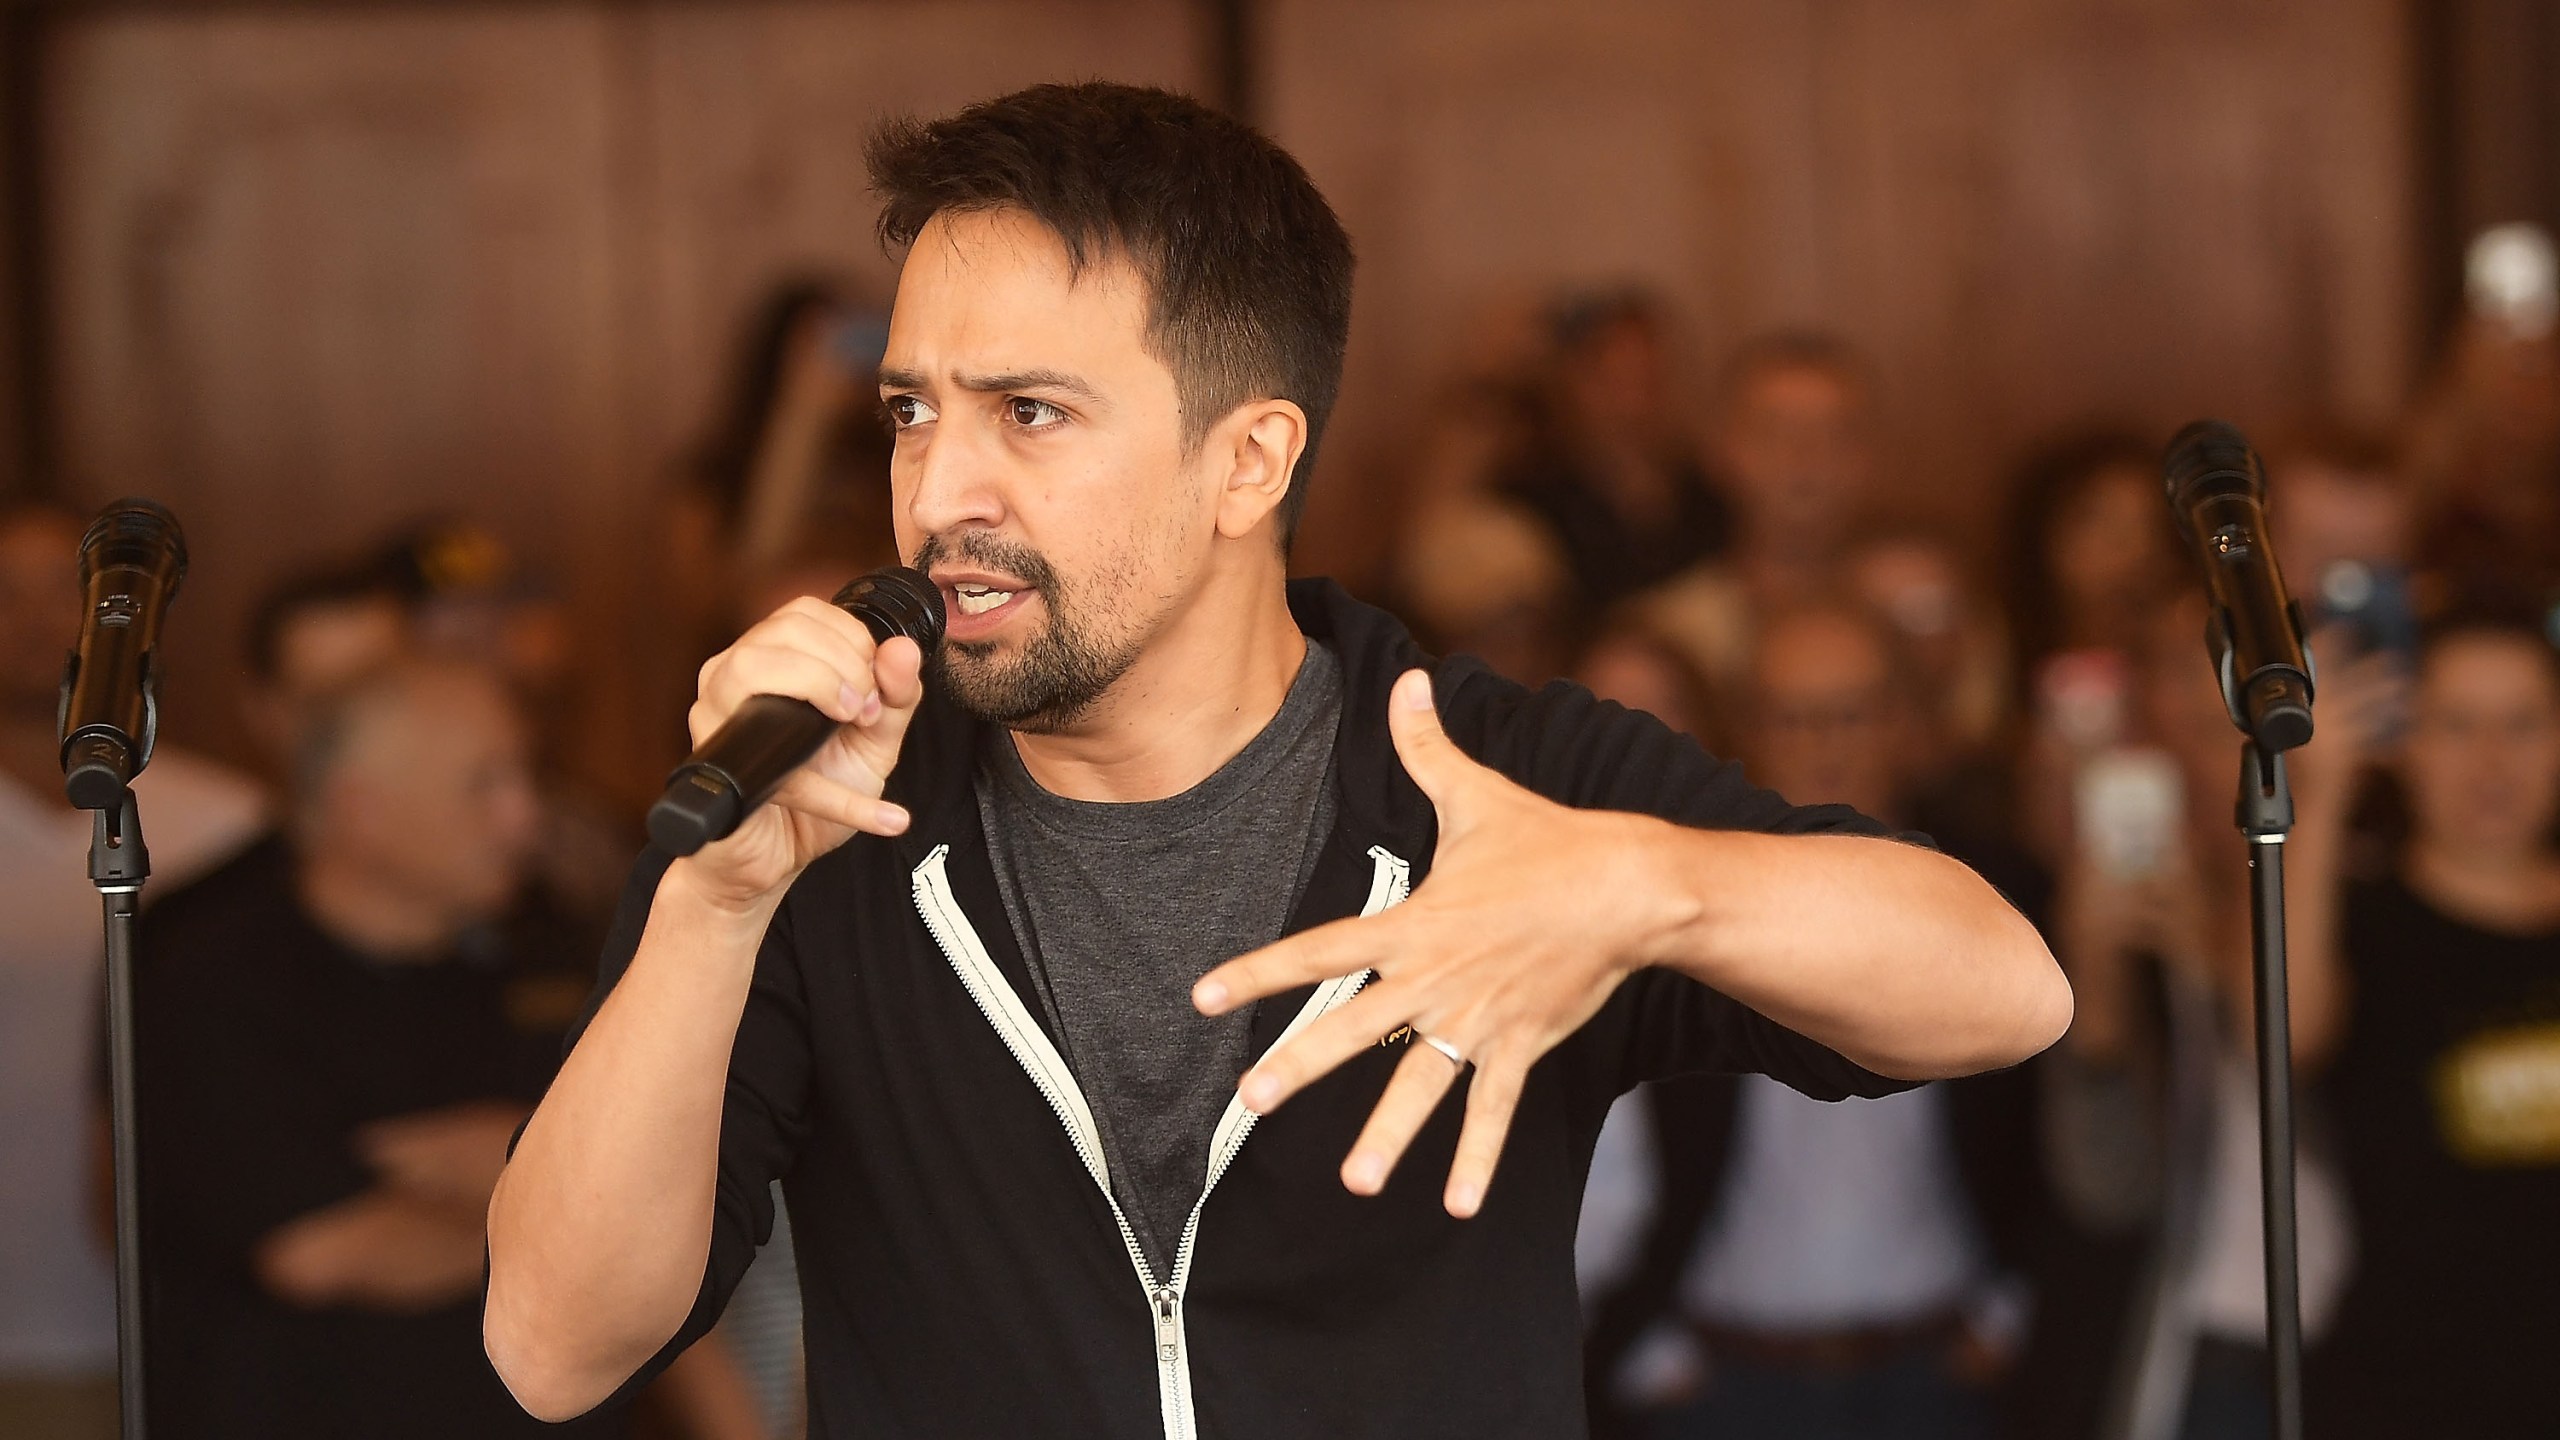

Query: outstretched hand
[{"left": 1192, "top": 670, "right": 1686, "bottom": 1218}]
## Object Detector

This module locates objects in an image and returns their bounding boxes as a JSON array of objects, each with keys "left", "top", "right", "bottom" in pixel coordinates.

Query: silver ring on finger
[{"left": 1416, "top": 1031, "right": 1468, "bottom": 1070}]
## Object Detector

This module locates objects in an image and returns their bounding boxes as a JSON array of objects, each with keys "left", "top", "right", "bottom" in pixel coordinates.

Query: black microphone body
[
  {"left": 2163, "top": 420, "right": 2315, "bottom": 753},
  {"left": 60, "top": 500, "right": 188, "bottom": 811},
  {"left": 648, "top": 566, "right": 944, "bottom": 856}
]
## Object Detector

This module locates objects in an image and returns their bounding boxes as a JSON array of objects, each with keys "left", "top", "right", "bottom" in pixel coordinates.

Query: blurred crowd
[{"left": 3, "top": 223, "right": 2559, "bottom": 1440}]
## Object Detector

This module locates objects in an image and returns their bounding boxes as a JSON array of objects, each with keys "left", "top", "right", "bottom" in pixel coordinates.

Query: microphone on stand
[
  {"left": 60, "top": 500, "right": 188, "bottom": 811},
  {"left": 2163, "top": 419, "right": 2315, "bottom": 753},
  {"left": 648, "top": 566, "right": 944, "bottom": 857}
]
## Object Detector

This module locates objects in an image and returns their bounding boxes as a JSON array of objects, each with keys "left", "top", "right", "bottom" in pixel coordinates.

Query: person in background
[
  {"left": 128, "top": 657, "right": 621, "bottom": 1436},
  {"left": 1846, "top": 531, "right": 2010, "bottom": 765},
  {"left": 1386, "top": 296, "right": 1564, "bottom": 683},
  {"left": 1999, "top": 430, "right": 2186, "bottom": 863},
  {"left": 2291, "top": 613, "right": 2560, "bottom": 1440},
  {"left": 1492, "top": 290, "right": 1735, "bottom": 613},
  {"left": 2266, "top": 424, "right": 2418, "bottom": 624},
  {"left": 373, "top": 521, "right": 636, "bottom": 927},
  {"left": 1708, "top": 334, "right": 1876, "bottom": 607},
  {"left": 735, "top": 505, "right": 906, "bottom": 625},
  {"left": 1394, "top": 490, "right": 1576, "bottom": 686},
  {"left": 667, "top": 282, "right": 897, "bottom": 658},
  {"left": 1572, "top": 612, "right": 1719, "bottom": 748},
  {"left": 0, "top": 500, "right": 264, "bottom": 1440},
  {"left": 1626, "top": 332, "right": 1881, "bottom": 704},
  {"left": 2024, "top": 596, "right": 2372, "bottom": 1440},
  {"left": 238, "top": 555, "right": 415, "bottom": 769},
  {"left": 2402, "top": 237, "right": 2560, "bottom": 607},
  {"left": 1581, "top": 600, "right": 2044, "bottom": 1440}
]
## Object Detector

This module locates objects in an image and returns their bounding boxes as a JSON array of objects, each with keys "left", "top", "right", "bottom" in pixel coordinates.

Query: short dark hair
[{"left": 866, "top": 83, "right": 1356, "bottom": 546}]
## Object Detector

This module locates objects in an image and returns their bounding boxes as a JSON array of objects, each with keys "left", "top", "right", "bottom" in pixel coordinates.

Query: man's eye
[
  {"left": 884, "top": 395, "right": 936, "bottom": 428},
  {"left": 1007, "top": 397, "right": 1066, "bottom": 428}
]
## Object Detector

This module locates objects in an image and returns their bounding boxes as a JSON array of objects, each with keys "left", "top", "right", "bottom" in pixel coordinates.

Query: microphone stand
[
  {"left": 2233, "top": 739, "right": 2302, "bottom": 1440},
  {"left": 88, "top": 788, "right": 151, "bottom": 1440}
]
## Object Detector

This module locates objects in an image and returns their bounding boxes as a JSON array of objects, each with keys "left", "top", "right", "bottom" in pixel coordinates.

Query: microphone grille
[
  {"left": 2161, "top": 419, "right": 2264, "bottom": 530},
  {"left": 77, "top": 499, "right": 188, "bottom": 590},
  {"left": 833, "top": 566, "right": 946, "bottom": 650}
]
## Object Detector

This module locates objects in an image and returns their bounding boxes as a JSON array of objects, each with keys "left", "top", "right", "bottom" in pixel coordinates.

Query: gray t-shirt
[{"left": 976, "top": 642, "right": 1343, "bottom": 1276}]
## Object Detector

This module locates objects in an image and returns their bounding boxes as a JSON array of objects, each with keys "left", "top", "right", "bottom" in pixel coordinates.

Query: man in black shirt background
[{"left": 131, "top": 657, "right": 625, "bottom": 1438}]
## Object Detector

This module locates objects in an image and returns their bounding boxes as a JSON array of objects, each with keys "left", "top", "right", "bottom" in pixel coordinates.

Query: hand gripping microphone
[
  {"left": 648, "top": 566, "right": 944, "bottom": 856},
  {"left": 2162, "top": 420, "right": 2316, "bottom": 753},
  {"left": 59, "top": 500, "right": 188, "bottom": 811}
]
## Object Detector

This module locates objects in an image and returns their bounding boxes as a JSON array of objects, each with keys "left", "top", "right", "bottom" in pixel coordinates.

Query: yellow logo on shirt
[{"left": 2433, "top": 1022, "right": 2560, "bottom": 1167}]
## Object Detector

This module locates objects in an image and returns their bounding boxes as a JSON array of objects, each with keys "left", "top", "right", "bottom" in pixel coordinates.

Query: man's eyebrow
[
  {"left": 957, "top": 369, "right": 1106, "bottom": 403},
  {"left": 876, "top": 365, "right": 1106, "bottom": 405}
]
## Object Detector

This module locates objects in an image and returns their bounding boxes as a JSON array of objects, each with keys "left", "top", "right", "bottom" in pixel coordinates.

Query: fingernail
[
  {"left": 837, "top": 683, "right": 862, "bottom": 720},
  {"left": 1395, "top": 671, "right": 1434, "bottom": 711},
  {"left": 877, "top": 804, "right": 910, "bottom": 834},
  {"left": 1346, "top": 1153, "right": 1386, "bottom": 1192},
  {"left": 1240, "top": 1071, "right": 1275, "bottom": 1110},
  {"left": 1448, "top": 1182, "right": 1483, "bottom": 1217},
  {"left": 1194, "top": 979, "right": 1228, "bottom": 1014},
  {"left": 859, "top": 689, "right": 883, "bottom": 723}
]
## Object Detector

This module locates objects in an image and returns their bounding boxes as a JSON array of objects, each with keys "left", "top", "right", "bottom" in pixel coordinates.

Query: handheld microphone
[
  {"left": 2162, "top": 420, "right": 2315, "bottom": 753},
  {"left": 648, "top": 566, "right": 944, "bottom": 856},
  {"left": 59, "top": 500, "right": 188, "bottom": 811}
]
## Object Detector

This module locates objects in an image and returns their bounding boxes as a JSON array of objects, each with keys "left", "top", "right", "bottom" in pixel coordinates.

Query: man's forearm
[
  {"left": 1635, "top": 824, "right": 2071, "bottom": 1080},
  {"left": 484, "top": 862, "right": 777, "bottom": 1421}
]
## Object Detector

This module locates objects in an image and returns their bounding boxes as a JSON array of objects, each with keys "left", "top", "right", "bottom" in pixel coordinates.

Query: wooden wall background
[{"left": 15, "top": 0, "right": 2429, "bottom": 797}]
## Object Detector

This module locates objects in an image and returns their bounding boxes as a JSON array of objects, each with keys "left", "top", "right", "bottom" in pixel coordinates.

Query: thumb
[{"left": 1388, "top": 669, "right": 1477, "bottom": 808}]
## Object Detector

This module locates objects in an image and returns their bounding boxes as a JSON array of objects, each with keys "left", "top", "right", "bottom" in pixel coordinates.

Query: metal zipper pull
[{"left": 1152, "top": 1286, "right": 1180, "bottom": 1363}]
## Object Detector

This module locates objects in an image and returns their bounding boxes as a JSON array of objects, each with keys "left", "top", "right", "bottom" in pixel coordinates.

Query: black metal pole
[
  {"left": 90, "top": 792, "right": 150, "bottom": 1440},
  {"left": 2236, "top": 743, "right": 2303, "bottom": 1440}
]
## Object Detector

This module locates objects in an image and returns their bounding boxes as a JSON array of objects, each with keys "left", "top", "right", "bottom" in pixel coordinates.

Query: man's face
[
  {"left": 1716, "top": 363, "right": 1872, "bottom": 562},
  {"left": 1745, "top": 612, "right": 1906, "bottom": 817},
  {"left": 879, "top": 207, "right": 1221, "bottom": 732},
  {"left": 0, "top": 511, "right": 82, "bottom": 722},
  {"left": 324, "top": 668, "right": 538, "bottom": 925}
]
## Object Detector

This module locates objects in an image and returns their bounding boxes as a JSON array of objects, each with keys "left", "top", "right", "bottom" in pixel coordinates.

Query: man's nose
[{"left": 903, "top": 416, "right": 1009, "bottom": 539}]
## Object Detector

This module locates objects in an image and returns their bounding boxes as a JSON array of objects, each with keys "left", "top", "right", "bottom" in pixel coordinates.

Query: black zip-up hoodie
[{"left": 573, "top": 579, "right": 1917, "bottom": 1439}]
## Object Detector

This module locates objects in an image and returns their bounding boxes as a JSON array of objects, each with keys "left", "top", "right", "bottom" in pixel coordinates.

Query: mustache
[{"left": 910, "top": 532, "right": 1062, "bottom": 595}]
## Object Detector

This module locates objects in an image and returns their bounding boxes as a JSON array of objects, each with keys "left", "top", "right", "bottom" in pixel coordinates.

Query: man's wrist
[
  {"left": 1612, "top": 813, "right": 1714, "bottom": 975},
  {"left": 657, "top": 859, "right": 789, "bottom": 943}
]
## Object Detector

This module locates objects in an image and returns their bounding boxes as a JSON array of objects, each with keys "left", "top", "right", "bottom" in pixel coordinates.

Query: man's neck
[
  {"left": 296, "top": 850, "right": 464, "bottom": 962},
  {"left": 1011, "top": 562, "right": 1307, "bottom": 803}
]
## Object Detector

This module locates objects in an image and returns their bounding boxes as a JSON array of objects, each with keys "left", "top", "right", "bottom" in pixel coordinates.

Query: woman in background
[
  {"left": 2294, "top": 613, "right": 2560, "bottom": 1440},
  {"left": 2000, "top": 430, "right": 2185, "bottom": 863}
]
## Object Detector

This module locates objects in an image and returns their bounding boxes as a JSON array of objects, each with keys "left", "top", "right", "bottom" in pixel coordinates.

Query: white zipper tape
[{"left": 913, "top": 841, "right": 1413, "bottom": 1440}]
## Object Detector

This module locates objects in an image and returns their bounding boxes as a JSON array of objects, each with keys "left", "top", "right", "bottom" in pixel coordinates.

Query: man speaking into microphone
[{"left": 485, "top": 83, "right": 2070, "bottom": 1439}]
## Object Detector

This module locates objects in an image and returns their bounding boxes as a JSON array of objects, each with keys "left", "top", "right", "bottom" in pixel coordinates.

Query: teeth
[{"left": 954, "top": 586, "right": 1015, "bottom": 617}]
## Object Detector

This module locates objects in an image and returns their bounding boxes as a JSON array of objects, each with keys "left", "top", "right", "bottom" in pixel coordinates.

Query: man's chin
[{"left": 932, "top": 652, "right": 1104, "bottom": 733}]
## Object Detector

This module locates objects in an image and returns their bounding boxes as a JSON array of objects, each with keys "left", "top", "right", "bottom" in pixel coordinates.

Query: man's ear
[{"left": 1212, "top": 399, "right": 1310, "bottom": 542}]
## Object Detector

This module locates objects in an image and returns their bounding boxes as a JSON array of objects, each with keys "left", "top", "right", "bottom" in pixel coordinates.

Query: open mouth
[{"left": 951, "top": 582, "right": 1021, "bottom": 618}]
